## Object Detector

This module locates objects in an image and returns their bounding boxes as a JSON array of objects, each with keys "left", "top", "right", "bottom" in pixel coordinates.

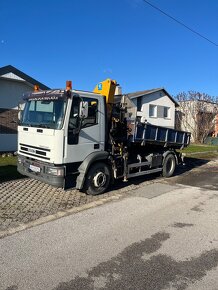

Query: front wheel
[
  {"left": 84, "top": 162, "right": 111, "bottom": 195},
  {"left": 162, "top": 154, "right": 176, "bottom": 178}
]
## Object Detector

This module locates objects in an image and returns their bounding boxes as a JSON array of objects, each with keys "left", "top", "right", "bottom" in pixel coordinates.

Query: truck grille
[{"left": 19, "top": 143, "right": 50, "bottom": 160}]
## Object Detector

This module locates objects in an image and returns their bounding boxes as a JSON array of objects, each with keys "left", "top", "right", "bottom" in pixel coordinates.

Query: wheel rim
[
  {"left": 166, "top": 158, "right": 173, "bottom": 174},
  {"left": 93, "top": 171, "right": 107, "bottom": 188}
]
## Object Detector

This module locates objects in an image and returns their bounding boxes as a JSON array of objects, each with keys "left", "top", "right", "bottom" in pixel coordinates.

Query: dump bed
[{"left": 132, "top": 122, "right": 191, "bottom": 149}]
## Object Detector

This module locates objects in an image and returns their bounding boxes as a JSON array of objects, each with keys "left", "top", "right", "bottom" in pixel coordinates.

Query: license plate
[{"left": 29, "top": 164, "right": 41, "bottom": 173}]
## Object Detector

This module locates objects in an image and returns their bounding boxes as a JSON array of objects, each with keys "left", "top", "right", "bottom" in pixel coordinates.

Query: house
[
  {"left": 176, "top": 99, "right": 218, "bottom": 143},
  {"left": 125, "top": 88, "right": 179, "bottom": 129},
  {"left": 0, "top": 65, "right": 50, "bottom": 152},
  {"left": 215, "top": 115, "right": 218, "bottom": 136}
]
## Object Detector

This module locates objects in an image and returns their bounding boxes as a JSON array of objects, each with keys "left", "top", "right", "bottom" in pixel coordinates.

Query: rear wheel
[
  {"left": 162, "top": 154, "right": 176, "bottom": 177},
  {"left": 84, "top": 162, "right": 111, "bottom": 195}
]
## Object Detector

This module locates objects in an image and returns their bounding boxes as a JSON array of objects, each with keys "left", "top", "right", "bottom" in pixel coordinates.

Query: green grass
[
  {"left": 0, "top": 156, "right": 23, "bottom": 182},
  {"left": 181, "top": 144, "right": 218, "bottom": 153},
  {"left": 179, "top": 144, "right": 218, "bottom": 159},
  {"left": 0, "top": 156, "right": 17, "bottom": 166}
]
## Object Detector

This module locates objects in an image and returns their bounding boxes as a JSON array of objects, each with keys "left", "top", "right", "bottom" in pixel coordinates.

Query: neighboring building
[
  {"left": 0, "top": 65, "right": 49, "bottom": 152},
  {"left": 215, "top": 115, "right": 218, "bottom": 136},
  {"left": 176, "top": 99, "right": 218, "bottom": 143},
  {"left": 126, "top": 88, "right": 179, "bottom": 129}
]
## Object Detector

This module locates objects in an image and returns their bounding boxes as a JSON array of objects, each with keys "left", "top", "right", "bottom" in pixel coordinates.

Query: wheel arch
[
  {"left": 162, "top": 150, "right": 178, "bottom": 165},
  {"left": 76, "top": 151, "right": 110, "bottom": 190}
]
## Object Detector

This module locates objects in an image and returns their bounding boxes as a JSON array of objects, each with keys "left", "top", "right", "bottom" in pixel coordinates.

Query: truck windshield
[{"left": 20, "top": 99, "right": 67, "bottom": 129}]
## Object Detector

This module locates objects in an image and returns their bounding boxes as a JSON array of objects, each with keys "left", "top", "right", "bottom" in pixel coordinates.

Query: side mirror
[
  {"left": 18, "top": 102, "right": 25, "bottom": 121},
  {"left": 79, "top": 101, "right": 88, "bottom": 119},
  {"left": 18, "top": 111, "right": 21, "bottom": 122}
]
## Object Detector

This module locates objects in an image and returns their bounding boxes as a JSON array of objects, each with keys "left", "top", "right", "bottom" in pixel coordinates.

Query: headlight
[{"left": 47, "top": 167, "right": 64, "bottom": 176}]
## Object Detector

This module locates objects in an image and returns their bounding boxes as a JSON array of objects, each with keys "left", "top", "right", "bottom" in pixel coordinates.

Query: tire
[
  {"left": 84, "top": 162, "right": 111, "bottom": 195},
  {"left": 162, "top": 154, "right": 176, "bottom": 178}
]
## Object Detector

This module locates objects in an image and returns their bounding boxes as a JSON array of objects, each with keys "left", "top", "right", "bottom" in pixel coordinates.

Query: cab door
[{"left": 65, "top": 95, "right": 104, "bottom": 163}]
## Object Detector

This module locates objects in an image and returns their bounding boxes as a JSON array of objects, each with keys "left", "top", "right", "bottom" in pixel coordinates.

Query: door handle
[{"left": 94, "top": 144, "right": 100, "bottom": 149}]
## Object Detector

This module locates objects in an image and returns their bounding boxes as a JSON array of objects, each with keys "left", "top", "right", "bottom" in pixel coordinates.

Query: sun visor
[{"left": 23, "top": 90, "right": 69, "bottom": 101}]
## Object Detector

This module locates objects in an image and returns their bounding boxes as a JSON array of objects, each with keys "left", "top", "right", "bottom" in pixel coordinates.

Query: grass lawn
[
  {"left": 179, "top": 144, "right": 218, "bottom": 159},
  {"left": 0, "top": 156, "right": 23, "bottom": 182},
  {"left": 181, "top": 144, "right": 218, "bottom": 153}
]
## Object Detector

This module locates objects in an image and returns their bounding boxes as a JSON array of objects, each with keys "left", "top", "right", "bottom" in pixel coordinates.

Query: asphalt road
[
  {"left": 165, "top": 157, "right": 218, "bottom": 190},
  {"left": 0, "top": 159, "right": 218, "bottom": 290}
]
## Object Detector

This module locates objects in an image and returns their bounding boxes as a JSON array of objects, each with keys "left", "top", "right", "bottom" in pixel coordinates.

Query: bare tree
[{"left": 175, "top": 91, "right": 218, "bottom": 143}]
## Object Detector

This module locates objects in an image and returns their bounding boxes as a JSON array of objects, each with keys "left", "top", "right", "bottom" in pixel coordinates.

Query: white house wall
[
  {"left": 0, "top": 78, "right": 32, "bottom": 108},
  {"left": 0, "top": 78, "right": 33, "bottom": 152},
  {"left": 131, "top": 91, "right": 175, "bottom": 128}
]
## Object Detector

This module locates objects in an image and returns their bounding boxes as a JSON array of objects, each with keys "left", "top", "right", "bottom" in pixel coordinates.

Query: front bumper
[{"left": 17, "top": 154, "right": 65, "bottom": 188}]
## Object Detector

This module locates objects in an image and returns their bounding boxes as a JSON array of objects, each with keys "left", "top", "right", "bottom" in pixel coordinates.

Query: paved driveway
[
  {"left": 0, "top": 174, "right": 160, "bottom": 237},
  {"left": 0, "top": 157, "right": 216, "bottom": 238}
]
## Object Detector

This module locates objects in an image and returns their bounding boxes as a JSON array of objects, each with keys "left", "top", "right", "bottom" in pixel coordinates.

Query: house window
[
  {"left": 149, "top": 104, "right": 157, "bottom": 117},
  {"left": 163, "top": 107, "right": 170, "bottom": 118}
]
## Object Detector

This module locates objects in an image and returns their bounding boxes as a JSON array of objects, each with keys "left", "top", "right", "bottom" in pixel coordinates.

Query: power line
[{"left": 142, "top": 0, "right": 218, "bottom": 47}]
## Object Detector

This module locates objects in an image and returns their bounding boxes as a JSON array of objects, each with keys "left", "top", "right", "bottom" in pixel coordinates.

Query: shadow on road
[{"left": 174, "top": 157, "right": 210, "bottom": 176}]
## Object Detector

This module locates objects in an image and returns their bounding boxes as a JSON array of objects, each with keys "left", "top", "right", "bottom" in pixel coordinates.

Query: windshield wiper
[
  {"left": 22, "top": 123, "right": 33, "bottom": 127},
  {"left": 37, "top": 124, "right": 51, "bottom": 128}
]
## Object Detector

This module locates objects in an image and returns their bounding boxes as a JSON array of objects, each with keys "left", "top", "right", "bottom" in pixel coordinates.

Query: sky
[{"left": 0, "top": 0, "right": 218, "bottom": 97}]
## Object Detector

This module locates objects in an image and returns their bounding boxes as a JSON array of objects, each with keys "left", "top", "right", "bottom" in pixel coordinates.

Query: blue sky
[{"left": 0, "top": 0, "right": 218, "bottom": 97}]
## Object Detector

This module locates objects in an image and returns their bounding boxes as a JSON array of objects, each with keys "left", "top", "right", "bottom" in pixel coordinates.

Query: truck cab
[{"left": 18, "top": 88, "right": 107, "bottom": 189}]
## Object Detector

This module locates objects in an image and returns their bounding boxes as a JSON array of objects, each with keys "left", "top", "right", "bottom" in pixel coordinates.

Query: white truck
[{"left": 17, "top": 79, "right": 190, "bottom": 195}]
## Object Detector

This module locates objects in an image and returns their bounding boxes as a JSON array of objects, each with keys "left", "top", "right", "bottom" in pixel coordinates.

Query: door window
[
  {"left": 68, "top": 96, "right": 99, "bottom": 145},
  {"left": 81, "top": 98, "right": 98, "bottom": 128}
]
